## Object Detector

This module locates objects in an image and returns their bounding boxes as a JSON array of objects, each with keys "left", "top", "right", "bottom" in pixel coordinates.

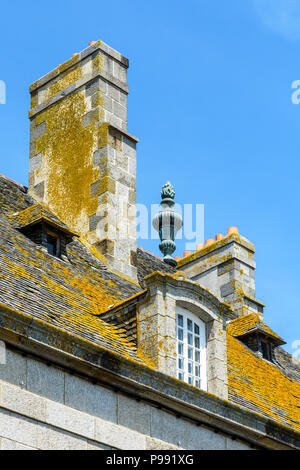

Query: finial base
[{"left": 163, "top": 255, "right": 178, "bottom": 267}]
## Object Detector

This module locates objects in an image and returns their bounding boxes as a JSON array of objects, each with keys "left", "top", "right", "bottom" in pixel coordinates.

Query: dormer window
[
  {"left": 261, "top": 339, "right": 272, "bottom": 361},
  {"left": 46, "top": 231, "right": 60, "bottom": 257},
  {"left": 13, "top": 203, "right": 78, "bottom": 261},
  {"left": 227, "top": 313, "right": 286, "bottom": 364},
  {"left": 176, "top": 306, "right": 207, "bottom": 390}
]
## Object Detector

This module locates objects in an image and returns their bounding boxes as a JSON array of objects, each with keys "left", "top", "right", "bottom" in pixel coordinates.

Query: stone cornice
[{"left": 177, "top": 233, "right": 255, "bottom": 269}]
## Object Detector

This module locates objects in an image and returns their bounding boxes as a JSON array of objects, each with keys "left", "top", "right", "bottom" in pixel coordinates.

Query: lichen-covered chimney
[{"left": 28, "top": 40, "right": 138, "bottom": 281}]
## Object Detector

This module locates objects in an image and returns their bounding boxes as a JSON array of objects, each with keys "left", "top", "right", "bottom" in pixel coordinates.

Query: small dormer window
[
  {"left": 46, "top": 231, "right": 60, "bottom": 257},
  {"left": 261, "top": 339, "right": 272, "bottom": 361},
  {"left": 13, "top": 204, "right": 78, "bottom": 260},
  {"left": 176, "top": 307, "right": 207, "bottom": 390},
  {"left": 227, "top": 313, "right": 286, "bottom": 364}
]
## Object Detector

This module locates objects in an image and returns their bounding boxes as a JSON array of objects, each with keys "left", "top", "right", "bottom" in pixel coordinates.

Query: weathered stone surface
[
  {"left": 27, "top": 359, "right": 65, "bottom": 403},
  {"left": 150, "top": 408, "right": 189, "bottom": 449},
  {"left": 0, "top": 437, "right": 36, "bottom": 450},
  {"left": 0, "top": 380, "right": 46, "bottom": 422},
  {"left": 0, "top": 408, "right": 38, "bottom": 448},
  {"left": 118, "top": 394, "right": 151, "bottom": 434},
  {"left": 94, "top": 418, "right": 146, "bottom": 450},
  {"left": 65, "top": 375, "right": 117, "bottom": 423},
  {"left": 45, "top": 400, "right": 95, "bottom": 440},
  {"left": 146, "top": 436, "right": 180, "bottom": 450},
  {"left": 0, "top": 349, "right": 27, "bottom": 388},
  {"left": 37, "top": 423, "right": 88, "bottom": 450},
  {"left": 187, "top": 422, "right": 226, "bottom": 450},
  {"left": 29, "top": 153, "right": 42, "bottom": 172}
]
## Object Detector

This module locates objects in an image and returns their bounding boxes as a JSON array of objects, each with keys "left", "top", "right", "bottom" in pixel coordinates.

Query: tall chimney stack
[{"left": 28, "top": 40, "right": 138, "bottom": 281}]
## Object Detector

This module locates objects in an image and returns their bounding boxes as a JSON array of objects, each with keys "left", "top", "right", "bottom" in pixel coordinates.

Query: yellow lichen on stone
[
  {"left": 47, "top": 65, "right": 82, "bottom": 101},
  {"left": 33, "top": 90, "right": 99, "bottom": 238}
]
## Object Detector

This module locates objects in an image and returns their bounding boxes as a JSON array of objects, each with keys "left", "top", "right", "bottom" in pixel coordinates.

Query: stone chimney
[{"left": 28, "top": 41, "right": 138, "bottom": 281}]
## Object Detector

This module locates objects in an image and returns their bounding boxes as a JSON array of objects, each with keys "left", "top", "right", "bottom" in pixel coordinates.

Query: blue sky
[{"left": 0, "top": 0, "right": 299, "bottom": 353}]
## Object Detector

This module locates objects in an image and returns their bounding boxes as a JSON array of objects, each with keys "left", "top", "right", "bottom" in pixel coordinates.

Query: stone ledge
[
  {"left": 29, "top": 71, "right": 129, "bottom": 120},
  {"left": 107, "top": 122, "right": 139, "bottom": 143}
]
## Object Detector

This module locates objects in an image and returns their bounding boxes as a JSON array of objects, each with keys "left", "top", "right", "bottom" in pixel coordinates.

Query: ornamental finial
[
  {"left": 161, "top": 181, "right": 175, "bottom": 200},
  {"left": 152, "top": 182, "right": 183, "bottom": 267}
]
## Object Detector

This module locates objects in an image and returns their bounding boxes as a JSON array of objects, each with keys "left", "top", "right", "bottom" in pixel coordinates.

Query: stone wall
[{"left": 0, "top": 347, "right": 254, "bottom": 450}]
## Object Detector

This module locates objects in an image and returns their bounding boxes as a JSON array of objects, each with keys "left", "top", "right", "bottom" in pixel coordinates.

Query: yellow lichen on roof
[
  {"left": 227, "top": 313, "right": 282, "bottom": 340},
  {"left": 227, "top": 332, "right": 300, "bottom": 432},
  {"left": 0, "top": 229, "right": 148, "bottom": 363},
  {"left": 13, "top": 203, "right": 45, "bottom": 225},
  {"left": 12, "top": 202, "right": 77, "bottom": 236}
]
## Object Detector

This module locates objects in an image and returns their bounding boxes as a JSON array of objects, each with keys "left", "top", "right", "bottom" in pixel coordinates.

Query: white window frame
[{"left": 176, "top": 306, "right": 207, "bottom": 391}]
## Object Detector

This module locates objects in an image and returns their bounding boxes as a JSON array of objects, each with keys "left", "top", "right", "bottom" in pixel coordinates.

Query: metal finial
[
  {"left": 152, "top": 182, "right": 183, "bottom": 267},
  {"left": 161, "top": 181, "right": 175, "bottom": 200}
]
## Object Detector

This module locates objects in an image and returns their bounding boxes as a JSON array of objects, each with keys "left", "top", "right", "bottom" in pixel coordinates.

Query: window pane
[
  {"left": 261, "top": 341, "right": 271, "bottom": 361},
  {"left": 176, "top": 310, "right": 206, "bottom": 391},
  {"left": 178, "top": 358, "right": 184, "bottom": 370},
  {"left": 47, "top": 234, "right": 57, "bottom": 256}
]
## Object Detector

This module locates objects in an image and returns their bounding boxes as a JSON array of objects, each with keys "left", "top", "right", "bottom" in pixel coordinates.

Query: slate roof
[
  {"left": 0, "top": 175, "right": 176, "bottom": 365},
  {"left": 0, "top": 176, "right": 147, "bottom": 363},
  {"left": 137, "top": 247, "right": 176, "bottom": 287}
]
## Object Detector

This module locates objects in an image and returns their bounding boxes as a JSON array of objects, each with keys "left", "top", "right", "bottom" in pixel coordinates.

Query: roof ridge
[{"left": 0, "top": 174, "right": 27, "bottom": 192}]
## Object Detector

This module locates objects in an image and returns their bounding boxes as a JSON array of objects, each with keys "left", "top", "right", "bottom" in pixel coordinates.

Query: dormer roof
[
  {"left": 227, "top": 313, "right": 286, "bottom": 346},
  {"left": 12, "top": 202, "right": 78, "bottom": 237}
]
